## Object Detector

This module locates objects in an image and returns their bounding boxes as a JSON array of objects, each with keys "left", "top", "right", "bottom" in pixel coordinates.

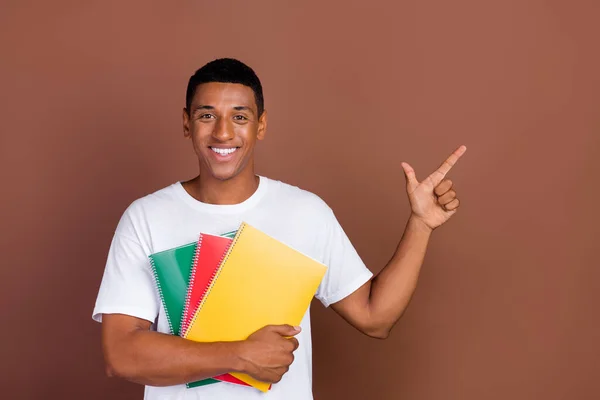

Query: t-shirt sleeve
[
  {"left": 315, "top": 207, "right": 374, "bottom": 308},
  {"left": 92, "top": 210, "right": 159, "bottom": 324}
]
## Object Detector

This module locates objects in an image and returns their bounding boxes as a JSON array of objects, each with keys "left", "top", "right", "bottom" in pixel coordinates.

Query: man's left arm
[{"left": 331, "top": 145, "right": 467, "bottom": 339}]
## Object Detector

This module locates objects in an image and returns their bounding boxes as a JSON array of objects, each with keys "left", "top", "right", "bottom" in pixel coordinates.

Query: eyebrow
[
  {"left": 192, "top": 105, "right": 255, "bottom": 115},
  {"left": 233, "top": 106, "right": 253, "bottom": 112},
  {"left": 192, "top": 105, "right": 214, "bottom": 112}
]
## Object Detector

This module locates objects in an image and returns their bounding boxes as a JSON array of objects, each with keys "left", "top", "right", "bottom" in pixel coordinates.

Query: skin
[
  {"left": 181, "top": 82, "right": 267, "bottom": 205},
  {"left": 331, "top": 146, "right": 466, "bottom": 338},
  {"left": 101, "top": 81, "right": 467, "bottom": 386}
]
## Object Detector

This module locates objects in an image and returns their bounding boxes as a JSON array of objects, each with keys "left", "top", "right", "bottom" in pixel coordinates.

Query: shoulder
[
  {"left": 115, "top": 183, "right": 182, "bottom": 234},
  {"left": 263, "top": 177, "right": 335, "bottom": 218}
]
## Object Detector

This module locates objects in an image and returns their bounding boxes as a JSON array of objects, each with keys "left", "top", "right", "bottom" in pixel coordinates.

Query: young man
[{"left": 92, "top": 58, "right": 466, "bottom": 400}]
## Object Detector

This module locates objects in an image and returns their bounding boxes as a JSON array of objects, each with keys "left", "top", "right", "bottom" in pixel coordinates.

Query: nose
[{"left": 212, "top": 117, "right": 234, "bottom": 142}]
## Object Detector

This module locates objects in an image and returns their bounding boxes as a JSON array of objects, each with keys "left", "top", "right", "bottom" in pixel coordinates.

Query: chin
[{"left": 209, "top": 168, "right": 239, "bottom": 182}]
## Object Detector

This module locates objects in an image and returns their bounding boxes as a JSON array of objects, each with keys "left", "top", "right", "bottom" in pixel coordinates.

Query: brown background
[{"left": 1, "top": 1, "right": 599, "bottom": 399}]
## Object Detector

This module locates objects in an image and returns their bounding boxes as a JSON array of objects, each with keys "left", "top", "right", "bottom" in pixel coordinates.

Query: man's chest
[{"left": 144, "top": 207, "right": 325, "bottom": 262}]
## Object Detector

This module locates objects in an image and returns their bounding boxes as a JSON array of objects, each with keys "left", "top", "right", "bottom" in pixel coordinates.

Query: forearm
[
  {"left": 367, "top": 215, "right": 432, "bottom": 334},
  {"left": 103, "top": 326, "right": 245, "bottom": 386}
]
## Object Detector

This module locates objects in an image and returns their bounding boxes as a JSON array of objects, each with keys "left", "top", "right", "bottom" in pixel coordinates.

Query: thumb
[
  {"left": 267, "top": 324, "right": 302, "bottom": 336},
  {"left": 401, "top": 162, "right": 419, "bottom": 192}
]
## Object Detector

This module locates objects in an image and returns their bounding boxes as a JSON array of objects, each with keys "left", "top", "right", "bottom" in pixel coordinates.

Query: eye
[
  {"left": 233, "top": 115, "right": 248, "bottom": 121},
  {"left": 199, "top": 113, "right": 215, "bottom": 119}
]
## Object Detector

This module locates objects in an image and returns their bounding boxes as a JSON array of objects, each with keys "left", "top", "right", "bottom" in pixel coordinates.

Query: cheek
[
  {"left": 191, "top": 125, "right": 211, "bottom": 144},
  {"left": 235, "top": 126, "right": 257, "bottom": 144}
]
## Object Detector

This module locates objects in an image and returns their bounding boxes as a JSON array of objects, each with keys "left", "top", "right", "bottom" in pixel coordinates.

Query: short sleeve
[
  {"left": 315, "top": 207, "right": 373, "bottom": 307},
  {"left": 92, "top": 212, "right": 159, "bottom": 323}
]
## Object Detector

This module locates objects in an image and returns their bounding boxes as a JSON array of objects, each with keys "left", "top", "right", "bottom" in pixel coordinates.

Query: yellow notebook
[{"left": 184, "top": 222, "right": 327, "bottom": 392}]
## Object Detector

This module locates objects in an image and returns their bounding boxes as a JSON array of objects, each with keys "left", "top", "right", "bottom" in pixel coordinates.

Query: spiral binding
[
  {"left": 184, "top": 223, "right": 246, "bottom": 338},
  {"left": 221, "top": 229, "right": 237, "bottom": 239},
  {"left": 179, "top": 234, "right": 203, "bottom": 337},
  {"left": 148, "top": 255, "right": 176, "bottom": 336}
]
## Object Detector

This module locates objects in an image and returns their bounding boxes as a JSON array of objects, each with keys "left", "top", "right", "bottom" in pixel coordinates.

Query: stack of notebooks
[{"left": 148, "top": 222, "right": 327, "bottom": 392}]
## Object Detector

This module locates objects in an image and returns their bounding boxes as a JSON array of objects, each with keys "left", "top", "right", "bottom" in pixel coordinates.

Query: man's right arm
[{"left": 102, "top": 314, "right": 301, "bottom": 387}]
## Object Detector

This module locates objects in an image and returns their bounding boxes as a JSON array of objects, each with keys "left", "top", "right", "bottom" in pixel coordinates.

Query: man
[{"left": 92, "top": 58, "right": 466, "bottom": 399}]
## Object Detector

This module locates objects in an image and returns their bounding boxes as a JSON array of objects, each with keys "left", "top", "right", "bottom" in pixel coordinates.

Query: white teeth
[{"left": 211, "top": 147, "right": 237, "bottom": 155}]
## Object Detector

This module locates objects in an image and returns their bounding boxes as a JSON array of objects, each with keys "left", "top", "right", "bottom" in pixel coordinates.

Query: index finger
[{"left": 429, "top": 145, "right": 467, "bottom": 183}]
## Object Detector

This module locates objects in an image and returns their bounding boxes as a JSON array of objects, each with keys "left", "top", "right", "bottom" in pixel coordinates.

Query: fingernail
[{"left": 294, "top": 326, "right": 301, "bottom": 331}]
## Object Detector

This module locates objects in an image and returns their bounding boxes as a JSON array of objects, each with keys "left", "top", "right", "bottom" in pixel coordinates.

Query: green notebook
[{"left": 148, "top": 230, "right": 237, "bottom": 388}]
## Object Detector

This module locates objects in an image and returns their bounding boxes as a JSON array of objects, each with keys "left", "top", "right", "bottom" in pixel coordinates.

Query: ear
[
  {"left": 257, "top": 109, "right": 268, "bottom": 141},
  {"left": 182, "top": 108, "right": 191, "bottom": 138}
]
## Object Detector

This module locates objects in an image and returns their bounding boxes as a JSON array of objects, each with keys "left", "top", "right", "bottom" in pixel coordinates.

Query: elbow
[
  {"left": 103, "top": 348, "right": 136, "bottom": 381},
  {"left": 104, "top": 357, "right": 127, "bottom": 379},
  {"left": 104, "top": 357, "right": 141, "bottom": 382},
  {"left": 362, "top": 311, "right": 405, "bottom": 339},
  {"left": 361, "top": 314, "right": 402, "bottom": 339},
  {"left": 365, "top": 327, "right": 391, "bottom": 340},
  {"left": 103, "top": 346, "right": 118, "bottom": 378},
  {"left": 360, "top": 322, "right": 392, "bottom": 340},
  {"left": 105, "top": 363, "right": 117, "bottom": 378}
]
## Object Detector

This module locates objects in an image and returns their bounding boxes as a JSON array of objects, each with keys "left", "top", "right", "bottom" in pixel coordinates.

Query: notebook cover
[
  {"left": 149, "top": 243, "right": 196, "bottom": 338},
  {"left": 184, "top": 222, "right": 328, "bottom": 392},
  {"left": 183, "top": 233, "right": 249, "bottom": 388}
]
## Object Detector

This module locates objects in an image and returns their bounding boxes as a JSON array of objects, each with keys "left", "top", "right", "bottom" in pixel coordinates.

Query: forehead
[{"left": 192, "top": 82, "right": 256, "bottom": 109}]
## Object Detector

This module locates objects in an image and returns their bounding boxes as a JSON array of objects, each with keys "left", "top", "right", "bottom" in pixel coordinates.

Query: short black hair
[{"left": 185, "top": 58, "right": 264, "bottom": 116}]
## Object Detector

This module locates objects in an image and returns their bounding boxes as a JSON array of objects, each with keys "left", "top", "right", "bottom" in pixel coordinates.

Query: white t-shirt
[{"left": 92, "top": 176, "right": 373, "bottom": 400}]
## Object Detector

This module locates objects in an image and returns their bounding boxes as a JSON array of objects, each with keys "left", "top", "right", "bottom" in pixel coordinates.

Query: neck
[{"left": 182, "top": 169, "right": 260, "bottom": 205}]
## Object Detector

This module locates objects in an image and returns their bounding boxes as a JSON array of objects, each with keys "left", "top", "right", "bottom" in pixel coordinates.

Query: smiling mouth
[{"left": 210, "top": 147, "right": 239, "bottom": 156}]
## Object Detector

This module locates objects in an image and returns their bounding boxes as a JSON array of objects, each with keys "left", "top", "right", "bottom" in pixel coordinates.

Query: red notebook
[
  {"left": 182, "top": 233, "right": 233, "bottom": 334},
  {"left": 182, "top": 233, "right": 250, "bottom": 388}
]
